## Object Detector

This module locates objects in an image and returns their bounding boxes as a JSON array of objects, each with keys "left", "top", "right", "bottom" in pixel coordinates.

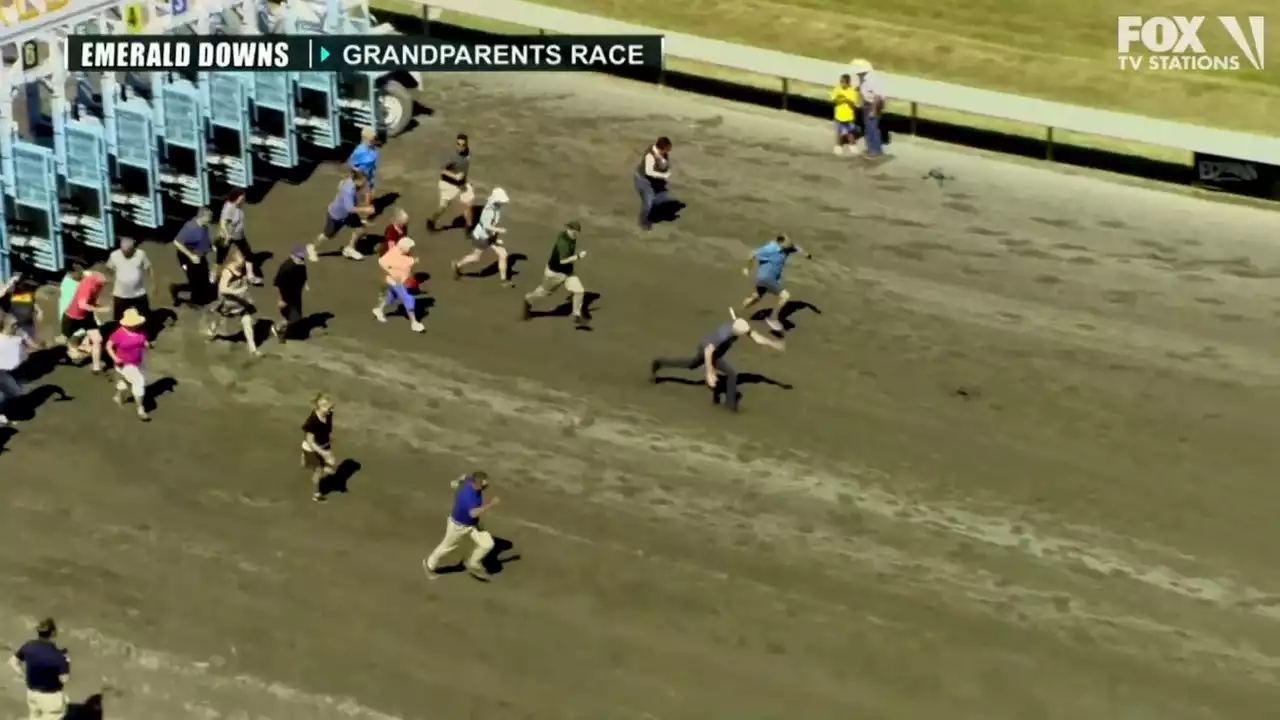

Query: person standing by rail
[
  {"left": 422, "top": 471, "right": 500, "bottom": 581},
  {"left": 7, "top": 617, "right": 70, "bottom": 720},
  {"left": 634, "top": 136, "right": 673, "bottom": 231},
  {"left": 829, "top": 73, "right": 860, "bottom": 155},
  {"left": 850, "top": 59, "right": 885, "bottom": 158}
]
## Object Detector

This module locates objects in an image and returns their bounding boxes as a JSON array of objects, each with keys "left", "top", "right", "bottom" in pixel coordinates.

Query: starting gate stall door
[
  {"left": 203, "top": 73, "right": 253, "bottom": 188},
  {"left": 7, "top": 143, "right": 63, "bottom": 272},
  {"left": 158, "top": 81, "right": 209, "bottom": 208},
  {"left": 295, "top": 72, "right": 339, "bottom": 150},
  {"left": 109, "top": 99, "right": 162, "bottom": 229},
  {"left": 252, "top": 73, "right": 298, "bottom": 169},
  {"left": 60, "top": 121, "right": 114, "bottom": 250}
]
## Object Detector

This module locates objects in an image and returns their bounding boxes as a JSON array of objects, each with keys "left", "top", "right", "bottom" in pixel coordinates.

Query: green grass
[{"left": 368, "top": 1, "right": 1276, "bottom": 164}]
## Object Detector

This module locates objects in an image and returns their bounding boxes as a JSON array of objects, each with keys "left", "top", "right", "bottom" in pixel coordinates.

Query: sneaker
[
  {"left": 0, "top": 414, "right": 9, "bottom": 427},
  {"left": 574, "top": 315, "right": 590, "bottom": 328},
  {"left": 500, "top": 280, "right": 514, "bottom": 288},
  {"left": 409, "top": 320, "right": 425, "bottom": 333},
  {"left": 312, "top": 492, "right": 326, "bottom": 502},
  {"left": 249, "top": 276, "right": 264, "bottom": 286},
  {"left": 450, "top": 262, "right": 461, "bottom": 280},
  {"left": 136, "top": 409, "right": 151, "bottom": 422},
  {"left": 342, "top": 247, "right": 364, "bottom": 261},
  {"left": 847, "top": 145, "right": 863, "bottom": 157},
  {"left": 766, "top": 317, "right": 784, "bottom": 333},
  {"left": 306, "top": 244, "right": 320, "bottom": 262},
  {"left": 421, "top": 558, "right": 439, "bottom": 580},
  {"left": 466, "top": 564, "right": 492, "bottom": 581},
  {"left": 521, "top": 301, "right": 532, "bottom": 321},
  {"left": 113, "top": 389, "right": 128, "bottom": 405},
  {"left": 372, "top": 307, "right": 387, "bottom": 323}
]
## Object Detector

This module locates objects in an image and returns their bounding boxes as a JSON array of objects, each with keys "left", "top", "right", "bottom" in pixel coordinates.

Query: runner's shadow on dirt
[
  {"left": 373, "top": 192, "right": 401, "bottom": 217},
  {"left": 434, "top": 536, "right": 521, "bottom": 578},
  {"left": 14, "top": 347, "right": 69, "bottom": 384},
  {"left": 65, "top": 693, "right": 103, "bottom": 719},
  {"left": 530, "top": 291, "right": 599, "bottom": 319},
  {"left": 0, "top": 427, "right": 15, "bottom": 454},
  {"left": 292, "top": 312, "right": 335, "bottom": 340},
  {"left": 2, "top": 384, "right": 71, "bottom": 422},
  {"left": 474, "top": 253, "right": 527, "bottom": 278},
  {"left": 144, "top": 377, "right": 178, "bottom": 413},
  {"left": 146, "top": 308, "right": 180, "bottom": 343},
  {"left": 656, "top": 372, "right": 793, "bottom": 392},
  {"left": 318, "top": 459, "right": 362, "bottom": 496},
  {"left": 750, "top": 301, "right": 822, "bottom": 332},
  {"left": 648, "top": 199, "right": 686, "bottom": 226}
]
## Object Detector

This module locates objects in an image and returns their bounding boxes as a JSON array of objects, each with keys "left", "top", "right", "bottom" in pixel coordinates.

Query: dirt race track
[{"left": 2, "top": 71, "right": 1280, "bottom": 720}]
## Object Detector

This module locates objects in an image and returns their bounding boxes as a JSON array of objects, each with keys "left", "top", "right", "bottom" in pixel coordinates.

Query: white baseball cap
[
  {"left": 398, "top": 237, "right": 415, "bottom": 251},
  {"left": 490, "top": 187, "right": 509, "bottom": 204},
  {"left": 849, "top": 58, "right": 873, "bottom": 74}
]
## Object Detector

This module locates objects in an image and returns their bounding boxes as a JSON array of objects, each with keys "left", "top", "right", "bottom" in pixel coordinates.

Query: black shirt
[
  {"left": 273, "top": 260, "right": 307, "bottom": 304},
  {"left": 302, "top": 410, "right": 332, "bottom": 450},
  {"left": 15, "top": 639, "right": 69, "bottom": 692}
]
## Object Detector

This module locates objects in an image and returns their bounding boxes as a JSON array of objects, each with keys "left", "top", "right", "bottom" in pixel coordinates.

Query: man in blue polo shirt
[
  {"left": 8, "top": 617, "right": 70, "bottom": 720},
  {"left": 308, "top": 170, "right": 375, "bottom": 262},
  {"left": 649, "top": 314, "right": 784, "bottom": 412},
  {"left": 171, "top": 208, "right": 215, "bottom": 306},
  {"left": 348, "top": 128, "right": 379, "bottom": 188},
  {"left": 741, "top": 234, "right": 811, "bottom": 333},
  {"left": 422, "top": 471, "right": 500, "bottom": 581}
]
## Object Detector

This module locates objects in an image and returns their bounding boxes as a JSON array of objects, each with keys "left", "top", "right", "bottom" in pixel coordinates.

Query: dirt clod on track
[{"left": 2, "top": 71, "right": 1280, "bottom": 720}]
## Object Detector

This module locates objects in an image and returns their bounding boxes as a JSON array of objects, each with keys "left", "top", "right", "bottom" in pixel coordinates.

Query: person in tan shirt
[{"left": 372, "top": 237, "right": 425, "bottom": 333}]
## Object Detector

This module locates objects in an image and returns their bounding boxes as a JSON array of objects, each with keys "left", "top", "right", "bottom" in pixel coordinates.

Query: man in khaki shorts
[
  {"left": 426, "top": 133, "right": 475, "bottom": 232},
  {"left": 522, "top": 220, "right": 589, "bottom": 328}
]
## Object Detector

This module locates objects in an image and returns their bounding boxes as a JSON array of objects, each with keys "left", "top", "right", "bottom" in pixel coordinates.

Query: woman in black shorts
[
  {"left": 205, "top": 247, "right": 260, "bottom": 356},
  {"left": 301, "top": 393, "right": 337, "bottom": 501}
]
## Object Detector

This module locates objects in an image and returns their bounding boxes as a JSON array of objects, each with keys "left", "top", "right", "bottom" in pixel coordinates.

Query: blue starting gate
[
  {"left": 295, "top": 72, "right": 340, "bottom": 150},
  {"left": 106, "top": 95, "right": 163, "bottom": 230},
  {"left": 251, "top": 73, "right": 299, "bottom": 169},
  {"left": 202, "top": 73, "right": 253, "bottom": 188},
  {"left": 4, "top": 142, "right": 63, "bottom": 272},
  {"left": 56, "top": 118, "right": 114, "bottom": 250},
  {"left": 158, "top": 80, "right": 209, "bottom": 208}
]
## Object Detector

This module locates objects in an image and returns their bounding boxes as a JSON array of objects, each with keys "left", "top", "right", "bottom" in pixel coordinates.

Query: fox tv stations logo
[{"left": 1117, "top": 16, "right": 1265, "bottom": 71}]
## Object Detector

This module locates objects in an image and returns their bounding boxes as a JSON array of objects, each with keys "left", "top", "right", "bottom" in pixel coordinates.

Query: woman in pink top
[
  {"left": 106, "top": 308, "right": 151, "bottom": 421},
  {"left": 371, "top": 237, "right": 424, "bottom": 333}
]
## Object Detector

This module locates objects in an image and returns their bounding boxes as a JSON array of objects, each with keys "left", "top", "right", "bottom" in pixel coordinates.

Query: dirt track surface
[{"left": 2, "top": 71, "right": 1280, "bottom": 720}]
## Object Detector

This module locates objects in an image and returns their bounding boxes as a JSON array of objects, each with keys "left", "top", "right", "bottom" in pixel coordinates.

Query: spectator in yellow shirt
[{"left": 829, "top": 74, "right": 860, "bottom": 156}]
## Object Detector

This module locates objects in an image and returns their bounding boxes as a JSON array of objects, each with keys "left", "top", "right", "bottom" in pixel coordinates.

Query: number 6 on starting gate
[{"left": 123, "top": 2, "right": 146, "bottom": 32}]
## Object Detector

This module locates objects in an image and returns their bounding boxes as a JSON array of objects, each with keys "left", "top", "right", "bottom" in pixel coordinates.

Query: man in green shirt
[{"left": 522, "top": 220, "right": 588, "bottom": 328}]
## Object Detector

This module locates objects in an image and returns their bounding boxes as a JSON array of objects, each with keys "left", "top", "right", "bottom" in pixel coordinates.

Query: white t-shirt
[
  {"left": 107, "top": 248, "right": 151, "bottom": 299},
  {"left": 0, "top": 334, "right": 27, "bottom": 372}
]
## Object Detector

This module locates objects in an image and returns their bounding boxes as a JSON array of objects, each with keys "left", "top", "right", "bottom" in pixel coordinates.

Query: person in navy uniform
[
  {"left": 8, "top": 617, "right": 70, "bottom": 720},
  {"left": 649, "top": 314, "right": 784, "bottom": 412},
  {"left": 634, "top": 136, "right": 673, "bottom": 230}
]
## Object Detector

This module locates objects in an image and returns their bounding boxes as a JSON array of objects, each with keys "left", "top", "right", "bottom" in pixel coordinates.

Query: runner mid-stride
[
  {"left": 106, "top": 308, "right": 151, "bottom": 422},
  {"left": 373, "top": 237, "right": 425, "bottom": 333},
  {"left": 451, "top": 188, "right": 511, "bottom": 286},
  {"left": 522, "top": 220, "right": 589, "bottom": 328}
]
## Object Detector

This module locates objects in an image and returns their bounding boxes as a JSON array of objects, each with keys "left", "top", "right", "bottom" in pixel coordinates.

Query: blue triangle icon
[{"left": 319, "top": 47, "right": 330, "bottom": 62}]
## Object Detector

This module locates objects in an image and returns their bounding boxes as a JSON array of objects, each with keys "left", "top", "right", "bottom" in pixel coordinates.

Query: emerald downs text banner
[{"left": 67, "top": 35, "right": 665, "bottom": 72}]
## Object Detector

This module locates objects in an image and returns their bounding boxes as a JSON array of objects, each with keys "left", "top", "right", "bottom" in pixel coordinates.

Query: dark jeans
[
  {"left": 176, "top": 251, "right": 213, "bottom": 306},
  {"left": 276, "top": 298, "right": 303, "bottom": 339},
  {"left": 653, "top": 353, "right": 738, "bottom": 410},
  {"left": 633, "top": 174, "right": 671, "bottom": 230},
  {"left": 0, "top": 369, "right": 22, "bottom": 415},
  {"left": 861, "top": 106, "right": 883, "bottom": 155}
]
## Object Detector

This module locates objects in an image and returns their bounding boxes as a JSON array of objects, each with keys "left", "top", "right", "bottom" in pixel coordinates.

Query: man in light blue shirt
[
  {"left": 422, "top": 471, "right": 500, "bottom": 581},
  {"left": 741, "top": 234, "right": 810, "bottom": 332},
  {"left": 347, "top": 128, "right": 379, "bottom": 189}
]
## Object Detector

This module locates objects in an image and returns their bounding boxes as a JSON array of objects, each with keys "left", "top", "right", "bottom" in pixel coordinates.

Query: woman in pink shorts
[{"left": 106, "top": 308, "right": 150, "bottom": 421}]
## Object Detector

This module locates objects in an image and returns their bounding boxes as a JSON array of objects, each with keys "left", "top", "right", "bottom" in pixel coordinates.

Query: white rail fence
[{"left": 404, "top": 0, "right": 1280, "bottom": 168}]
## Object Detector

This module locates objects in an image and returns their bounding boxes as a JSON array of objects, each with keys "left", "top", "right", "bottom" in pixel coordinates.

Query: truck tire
[{"left": 379, "top": 80, "right": 414, "bottom": 138}]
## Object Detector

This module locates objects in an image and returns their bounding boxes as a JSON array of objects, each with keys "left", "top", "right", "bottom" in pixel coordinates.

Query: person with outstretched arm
[{"left": 649, "top": 312, "right": 784, "bottom": 412}]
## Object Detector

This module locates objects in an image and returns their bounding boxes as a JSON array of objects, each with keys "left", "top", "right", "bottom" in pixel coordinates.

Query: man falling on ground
[
  {"left": 741, "top": 234, "right": 811, "bottom": 332},
  {"left": 522, "top": 220, "right": 589, "bottom": 328},
  {"left": 650, "top": 311, "right": 784, "bottom": 413},
  {"left": 451, "top": 187, "right": 511, "bottom": 286}
]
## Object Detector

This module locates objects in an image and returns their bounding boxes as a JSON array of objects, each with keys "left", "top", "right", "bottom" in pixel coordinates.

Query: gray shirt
[
  {"left": 107, "top": 248, "right": 151, "bottom": 299},
  {"left": 441, "top": 151, "right": 470, "bottom": 186},
  {"left": 220, "top": 202, "right": 245, "bottom": 241}
]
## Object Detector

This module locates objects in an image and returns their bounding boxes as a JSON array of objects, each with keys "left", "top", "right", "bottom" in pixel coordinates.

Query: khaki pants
[
  {"left": 437, "top": 181, "right": 475, "bottom": 208},
  {"left": 425, "top": 518, "right": 494, "bottom": 571},
  {"left": 529, "top": 268, "right": 584, "bottom": 298},
  {"left": 27, "top": 690, "right": 66, "bottom": 720}
]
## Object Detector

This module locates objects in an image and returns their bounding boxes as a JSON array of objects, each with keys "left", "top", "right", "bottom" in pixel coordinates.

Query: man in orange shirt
[{"left": 373, "top": 237, "right": 425, "bottom": 333}]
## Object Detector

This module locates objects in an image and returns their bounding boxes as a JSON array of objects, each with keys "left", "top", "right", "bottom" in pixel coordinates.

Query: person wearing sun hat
[
  {"left": 106, "top": 307, "right": 151, "bottom": 421},
  {"left": 849, "top": 58, "right": 884, "bottom": 158},
  {"left": 648, "top": 308, "right": 785, "bottom": 412}
]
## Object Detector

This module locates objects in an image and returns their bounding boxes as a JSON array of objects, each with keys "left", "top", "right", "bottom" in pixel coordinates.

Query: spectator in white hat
[{"left": 849, "top": 59, "right": 885, "bottom": 157}]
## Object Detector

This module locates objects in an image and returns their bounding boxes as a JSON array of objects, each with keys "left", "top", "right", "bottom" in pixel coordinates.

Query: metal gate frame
[
  {"left": 158, "top": 81, "right": 209, "bottom": 207},
  {"left": 109, "top": 98, "right": 163, "bottom": 229},
  {"left": 8, "top": 142, "right": 63, "bottom": 272},
  {"left": 295, "top": 72, "right": 339, "bottom": 150},
  {"left": 252, "top": 72, "right": 298, "bottom": 168},
  {"left": 60, "top": 120, "right": 114, "bottom": 249},
  {"left": 203, "top": 72, "right": 253, "bottom": 187}
]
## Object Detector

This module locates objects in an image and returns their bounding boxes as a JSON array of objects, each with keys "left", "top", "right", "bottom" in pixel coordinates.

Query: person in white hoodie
[{"left": 450, "top": 187, "right": 512, "bottom": 287}]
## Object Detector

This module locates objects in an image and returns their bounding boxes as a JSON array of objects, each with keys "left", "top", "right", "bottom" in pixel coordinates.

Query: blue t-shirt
[
  {"left": 15, "top": 639, "right": 69, "bottom": 693},
  {"left": 753, "top": 241, "right": 798, "bottom": 283},
  {"left": 348, "top": 145, "right": 378, "bottom": 187},
  {"left": 471, "top": 202, "right": 502, "bottom": 242},
  {"left": 449, "top": 479, "right": 483, "bottom": 527},
  {"left": 328, "top": 179, "right": 358, "bottom": 220},
  {"left": 700, "top": 322, "right": 738, "bottom": 358},
  {"left": 175, "top": 219, "right": 212, "bottom": 256}
]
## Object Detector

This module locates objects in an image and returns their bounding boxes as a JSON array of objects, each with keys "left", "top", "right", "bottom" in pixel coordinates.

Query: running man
[
  {"left": 829, "top": 74, "right": 860, "bottom": 155},
  {"left": 422, "top": 471, "right": 499, "bottom": 581},
  {"left": 271, "top": 248, "right": 309, "bottom": 343},
  {"left": 451, "top": 187, "right": 511, "bottom": 286},
  {"left": 59, "top": 268, "right": 108, "bottom": 372},
  {"left": 521, "top": 220, "right": 589, "bottom": 328},
  {"left": 301, "top": 393, "right": 338, "bottom": 502},
  {"left": 171, "top": 208, "right": 216, "bottom": 306},
  {"left": 206, "top": 247, "right": 261, "bottom": 356},
  {"left": 218, "top": 189, "right": 262, "bottom": 284},
  {"left": 308, "top": 170, "right": 374, "bottom": 261},
  {"left": 373, "top": 237, "right": 425, "bottom": 333},
  {"left": 741, "top": 234, "right": 811, "bottom": 332},
  {"left": 0, "top": 314, "right": 39, "bottom": 427},
  {"left": 634, "top": 136, "right": 673, "bottom": 230},
  {"left": 348, "top": 127, "right": 379, "bottom": 190},
  {"left": 426, "top": 133, "right": 475, "bottom": 232},
  {"left": 649, "top": 312, "right": 784, "bottom": 412},
  {"left": 105, "top": 308, "right": 150, "bottom": 421}
]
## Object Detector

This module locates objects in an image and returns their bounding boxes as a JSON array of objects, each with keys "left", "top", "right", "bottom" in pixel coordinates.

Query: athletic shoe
[
  {"left": 372, "top": 307, "right": 387, "bottom": 323},
  {"left": 466, "top": 564, "right": 492, "bottom": 581},
  {"left": 766, "top": 317, "right": 784, "bottom": 332},
  {"left": 422, "top": 558, "right": 440, "bottom": 580},
  {"left": 342, "top": 247, "right": 364, "bottom": 261},
  {"left": 306, "top": 244, "right": 320, "bottom": 262},
  {"left": 410, "top": 320, "right": 425, "bottom": 333}
]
